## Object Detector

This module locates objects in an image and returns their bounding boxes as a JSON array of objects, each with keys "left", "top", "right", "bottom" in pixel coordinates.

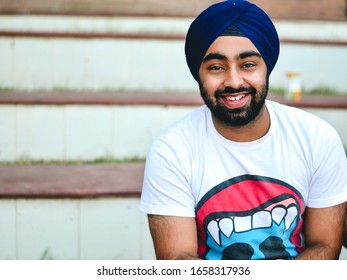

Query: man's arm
[
  {"left": 295, "top": 202, "right": 347, "bottom": 260},
  {"left": 147, "top": 214, "right": 200, "bottom": 260},
  {"left": 343, "top": 211, "right": 347, "bottom": 249}
]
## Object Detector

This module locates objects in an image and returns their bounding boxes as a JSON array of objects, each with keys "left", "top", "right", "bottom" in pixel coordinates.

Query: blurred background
[{"left": 0, "top": 0, "right": 346, "bottom": 260}]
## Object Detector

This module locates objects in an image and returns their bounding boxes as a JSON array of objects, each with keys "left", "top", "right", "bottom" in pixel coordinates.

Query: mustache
[{"left": 215, "top": 86, "right": 255, "bottom": 97}]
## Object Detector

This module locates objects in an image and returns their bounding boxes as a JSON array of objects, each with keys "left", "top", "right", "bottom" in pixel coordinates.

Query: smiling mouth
[
  {"left": 220, "top": 93, "right": 251, "bottom": 108},
  {"left": 225, "top": 94, "right": 247, "bottom": 102}
]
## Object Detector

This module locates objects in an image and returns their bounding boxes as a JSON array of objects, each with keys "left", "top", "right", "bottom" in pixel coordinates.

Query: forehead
[{"left": 205, "top": 36, "right": 260, "bottom": 58}]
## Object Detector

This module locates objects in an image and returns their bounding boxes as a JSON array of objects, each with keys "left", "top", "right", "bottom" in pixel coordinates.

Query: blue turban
[{"left": 185, "top": 0, "right": 280, "bottom": 82}]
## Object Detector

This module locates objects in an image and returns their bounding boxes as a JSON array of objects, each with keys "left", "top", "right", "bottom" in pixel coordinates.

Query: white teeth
[
  {"left": 284, "top": 206, "right": 298, "bottom": 230},
  {"left": 207, "top": 220, "right": 220, "bottom": 245},
  {"left": 253, "top": 210, "right": 272, "bottom": 229},
  {"left": 219, "top": 218, "right": 233, "bottom": 238},
  {"left": 272, "top": 207, "right": 286, "bottom": 225},
  {"left": 206, "top": 205, "right": 299, "bottom": 246},
  {"left": 226, "top": 94, "right": 245, "bottom": 102},
  {"left": 234, "top": 216, "right": 252, "bottom": 232}
]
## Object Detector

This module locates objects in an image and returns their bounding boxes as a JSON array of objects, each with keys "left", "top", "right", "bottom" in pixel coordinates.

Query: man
[{"left": 140, "top": 0, "right": 347, "bottom": 260}]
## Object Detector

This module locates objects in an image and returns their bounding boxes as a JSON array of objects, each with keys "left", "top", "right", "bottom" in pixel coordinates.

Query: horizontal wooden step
[
  {"left": 1, "top": 91, "right": 347, "bottom": 109},
  {"left": 0, "top": 162, "right": 144, "bottom": 198},
  {"left": 1, "top": 0, "right": 345, "bottom": 21}
]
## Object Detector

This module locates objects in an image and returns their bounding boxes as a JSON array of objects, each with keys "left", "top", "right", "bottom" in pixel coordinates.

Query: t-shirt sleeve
[
  {"left": 139, "top": 134, "right": 196, "bottom": 217},
  {"left": 307, "top": 124, "right": 347, "bottom": 208}
]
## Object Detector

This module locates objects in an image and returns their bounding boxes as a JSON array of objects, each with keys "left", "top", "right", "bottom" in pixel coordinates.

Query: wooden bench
[
  {"left": 0, "top": 162, "right": 144, "bottom": 198},
  {"left": 1, "top": 0, "right": 345, "bottom": 20},
  {"left": 1, "top": 90, "right": 347, "bottom": 108},
  {"left": 0, "top": 91, "right": 346, "bottom": 199}
]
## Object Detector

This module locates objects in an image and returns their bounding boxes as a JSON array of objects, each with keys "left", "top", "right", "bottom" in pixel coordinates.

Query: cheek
[
  {"left": 200, "top": 76, "right": 224, "bottom": 93},
  {"left": 246, "top": 72, "right": 267, "bottom": 88},
  {"left": 199, "top": 67, "right": 225, "bottom": 91}
]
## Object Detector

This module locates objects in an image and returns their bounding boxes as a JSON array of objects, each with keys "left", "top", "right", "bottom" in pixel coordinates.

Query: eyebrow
[
  {"left": 238, "top": 51, "right": 262, "bottom": 60},
  {"left": 202, "top": 51, "right": 262, "bottom": 63},
  {"left": 202, "top": 52, "right": 228, "bottom": 63}
]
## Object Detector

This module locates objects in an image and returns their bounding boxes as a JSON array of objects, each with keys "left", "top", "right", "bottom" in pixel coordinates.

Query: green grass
[
  {"left": 1, "top": 157, "right": 145, "bottom": 165},
  {"left": 269, "top": 86, "right": 347, "bottom": 96},
  {"left": 307, "top": 87, "right": 346, "bottom": 96},
  {"left": 1, "top": 86, "right": 346, "bottom": 96}
]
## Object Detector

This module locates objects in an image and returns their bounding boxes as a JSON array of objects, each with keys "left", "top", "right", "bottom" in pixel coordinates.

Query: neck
[{"left": 212, "top": 104, "right": 270, "bottom": 142}]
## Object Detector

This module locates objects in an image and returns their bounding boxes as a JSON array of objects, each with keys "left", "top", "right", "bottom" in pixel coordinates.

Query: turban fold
[{"left": 185, "top": 0, "right": 280, "bottom": 82}]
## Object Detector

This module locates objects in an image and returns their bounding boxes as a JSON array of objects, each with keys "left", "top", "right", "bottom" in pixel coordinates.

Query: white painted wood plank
[
  {"left": 16, "top": 199, "right": 79, "bottom": 259},
  {"left": 0, "top": 39, "right": 14, "bottom": 89},
  {"left": 0, "top": 200, "right": 17, "bottom": 259},
  {"left": 139, "top": 212, "right": 156, "bottom": 260},
  {"left": 0, "top": 105, "right": 16, "bottom": 162},
  {"left": 113, "top": 106, "right": 165, "bottom": 160},
  {"left": 340, "top": 247, "right": 347, "bottom": 260},
  {"left": 79, "top": 198, "right": 141, "bottom": 259},
  {"left": 65, "top": 106, "right": 114, "bottom": 161},
  {"left": 16, "top": 105, "right": 65, "bottom": 161},
  {"left": 270, "top": 43, "right": 347, "bottom": 93},
  {"left": 0, "top": 38, "right": 195, "bottom": 92}
]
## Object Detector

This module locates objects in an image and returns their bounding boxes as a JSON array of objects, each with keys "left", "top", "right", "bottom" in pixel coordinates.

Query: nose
[{"left": 223, "top": 67, "right": 243, "bottom": 89}]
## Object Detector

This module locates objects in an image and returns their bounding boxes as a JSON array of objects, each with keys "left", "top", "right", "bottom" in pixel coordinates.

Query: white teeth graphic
[
  {"left": 234, "top": 216, "right": 252, "bottom": 232},
  {"left": 285, "top": 206, "right": 298, "bottom": 230},
  {"left": 253, "top": 210, "right": 272, "bottom": 229},
  {"left": 219, "top": 218, "right": 233, "bottom": 238},
  {"left": 206, "top": 205, "right": 298, "bottom": 246},
  {"left": 272, "top": 207, "right": 286, "bottom": 225},
  {"left": 207, "top": 220, "right": 220, "bottom": 245}
]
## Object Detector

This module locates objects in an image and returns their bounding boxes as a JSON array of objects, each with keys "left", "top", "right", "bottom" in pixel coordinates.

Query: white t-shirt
[{"left": 140, "top": 100, "right": 347, "bottom": 260}]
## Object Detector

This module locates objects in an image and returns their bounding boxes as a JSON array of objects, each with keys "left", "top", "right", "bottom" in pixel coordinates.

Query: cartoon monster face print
[{"left": 195, "top": 175, "right": 305, "bottom": 260}]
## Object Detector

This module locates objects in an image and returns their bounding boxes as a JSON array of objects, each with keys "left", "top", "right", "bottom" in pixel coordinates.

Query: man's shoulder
[
  {"left": 267, "top": 100, "right": 339, "bottom": 142},
  {"left": 268, "top": 100, "right": 329, "bottom": 126}
]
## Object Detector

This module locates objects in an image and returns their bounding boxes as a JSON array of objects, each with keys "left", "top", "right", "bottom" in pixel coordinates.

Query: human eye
[
  {"left": 208, "top": 65, "right": 224, "bottom": 71},
  {"left": 242, "top": 62, "right": 256, "bottom": 69}
]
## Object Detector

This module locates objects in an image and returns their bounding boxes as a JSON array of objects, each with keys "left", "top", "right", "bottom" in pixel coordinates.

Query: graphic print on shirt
[{"left": 195, "top": 175, "right": 305, "bottom": 260}]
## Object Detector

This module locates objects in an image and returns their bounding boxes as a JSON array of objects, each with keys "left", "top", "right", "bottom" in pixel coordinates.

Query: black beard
[{"left": 199, "top": 82, "right": 268, "bottom": 127}]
